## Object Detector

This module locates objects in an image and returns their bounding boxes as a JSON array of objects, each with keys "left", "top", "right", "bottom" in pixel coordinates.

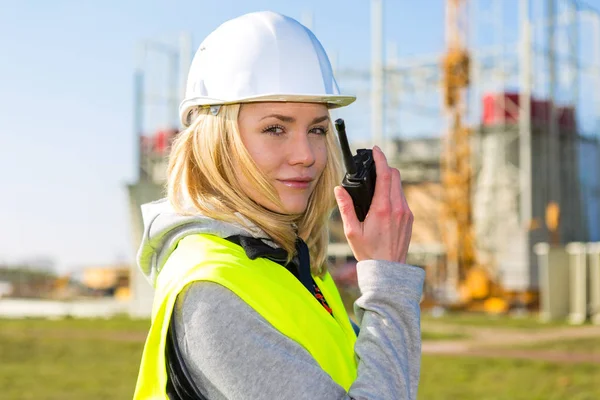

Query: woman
[{"left": 133, "top": 11, "right": 424, "bottom": 400}]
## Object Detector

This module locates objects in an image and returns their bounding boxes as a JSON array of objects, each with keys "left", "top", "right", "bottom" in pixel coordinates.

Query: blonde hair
[{"left": 167, "top": 104, "right": 343, "bottom": 276}]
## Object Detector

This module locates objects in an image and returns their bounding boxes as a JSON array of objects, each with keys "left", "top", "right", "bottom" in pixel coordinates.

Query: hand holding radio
[{"left": 333, "top": 119, "right": 413, "bottom": 264}]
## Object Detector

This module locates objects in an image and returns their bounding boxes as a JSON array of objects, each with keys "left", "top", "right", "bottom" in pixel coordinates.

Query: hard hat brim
[{"left": 179, "top": 94, "right": 356, "bottom": 127}]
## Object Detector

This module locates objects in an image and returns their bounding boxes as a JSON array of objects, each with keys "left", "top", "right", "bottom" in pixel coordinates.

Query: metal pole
[
  {"left": 371, "top": 0, "right": 384, "bottom": 150},
  {"left": 443, "top": 0, "right": 457, "bottom": 301},
  {"left": 331, "top": 50, "right": 339, "bottom": 77},
  {"left": 568, "top": 3, "right": 582, "bottom": 241},
  {"left": 519, "top": 0, "right": 533, "bottom": 287},
  {"left": 594, "top": 14, "right": 600, "bottom": 137},
  {"left": 547, "top": 0, "right": 561, "bottom": 241},
  {"left": 387, "top": 41, "right": 399, "bottom": 140},
  {"left": 594, "top": 14, "right": 600, "bottom": 240},
  {"left": 469, "top": 0, "right": 479, "bottom": 130},
  {"left": 179, "top": 32, "right": 193, "bottom": 113},
  {"left": 301, "top": 11, "right": 314, "bottom": 31},
  {"left": 134, "top": 43, "right": 145, "bottom": 181},
  {"left": 569, "top": 4, "right": 579, "bottom": 118},
  {"left": 495, "top": 0, "right": 506, "bottom": 126},
  {"left": 169, "top": 49, "right": 179, "bottom": 128}
]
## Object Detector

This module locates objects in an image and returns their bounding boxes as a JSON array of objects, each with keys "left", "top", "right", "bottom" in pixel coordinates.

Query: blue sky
[{"left": 1, "top": 0, "right": 599, "bottom": 273}]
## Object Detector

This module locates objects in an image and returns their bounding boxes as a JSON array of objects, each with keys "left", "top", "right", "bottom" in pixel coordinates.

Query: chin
[{"left": 281, "top": 198, "right": 310, "bottom": 214}]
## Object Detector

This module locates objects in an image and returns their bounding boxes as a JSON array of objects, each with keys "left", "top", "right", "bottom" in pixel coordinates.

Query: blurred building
[
  {"left": 474, "top": 93, "right": 597, "bottom": 289},
  {"left": 127, "top": 34, "right": 192, "bottom": 318},
  {"left": 329, "top": 93, "right": 599, "bottom": 297},
  {"left": 126, "top": 3, "right": 600, "bottom": 315},
  {"left": 0, "top": 281, "right": 13, "bottom": 297},
  {"left": 128, "top": 130, "right": 176, "bottom": 316},
  {"left": 126, "top": 94, "right": 600, "bottom": 315},
  {"left": 81, "top": 264, "right": 131, "bottom": 300},
  {"left": 0, "top": 262, "right": 58, "bottom": 298}
]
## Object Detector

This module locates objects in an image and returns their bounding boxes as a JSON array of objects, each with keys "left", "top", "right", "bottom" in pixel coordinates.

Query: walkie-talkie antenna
[{"left": 334, "top": 118, "right": 357, "bottom": 175}]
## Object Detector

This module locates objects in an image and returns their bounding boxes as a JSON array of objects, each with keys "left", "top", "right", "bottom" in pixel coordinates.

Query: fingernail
[
  {"left": 373, "top": 145, "right": 380, "bottom": 152},
  {"left": 334, "top": 186, "right": 344, "bottom": 199}
]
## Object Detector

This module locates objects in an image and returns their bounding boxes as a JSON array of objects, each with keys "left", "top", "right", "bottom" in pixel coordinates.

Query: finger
[
  {"left": 334, "top": 186, "right": 361, "bottom": 239},
  {"left": 391, "top": 168, "right": 412, "bottom": 216},
  {"left": 390, "top": 168, "right": 403, "bottom": 209},
  {"left": 370, "top": 146, "right": 392, "bottom": 211},
  {"left": 393, "top": 167, "right": 409, "bottom": 206}
]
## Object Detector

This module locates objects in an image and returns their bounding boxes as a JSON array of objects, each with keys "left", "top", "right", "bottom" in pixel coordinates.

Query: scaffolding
[
  {"left": 333, "top": 0, "right": 600, "bottom": 297},
  {"left": 126, "top": 1, "right": 600, "bottom": 315},
  {"left": 127, "top": 35, "right": 192, "bottom": 317}
]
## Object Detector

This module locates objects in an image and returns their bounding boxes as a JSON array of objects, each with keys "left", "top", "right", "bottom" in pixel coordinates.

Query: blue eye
[
  {"left": 262, "top": 125, "right": 285, "bottom": 135},
  {"left": 309, "top": 126, "right": 329, "bottom": 136}
]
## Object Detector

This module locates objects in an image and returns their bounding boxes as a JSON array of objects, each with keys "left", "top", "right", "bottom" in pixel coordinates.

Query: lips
[{"left": 277, "top": 177, "right": 314, "bottom": 189}]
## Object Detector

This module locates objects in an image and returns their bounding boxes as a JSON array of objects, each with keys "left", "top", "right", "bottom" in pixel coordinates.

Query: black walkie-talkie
[{"left": 334, "top": 118, "right": 377, "bottom": 222}]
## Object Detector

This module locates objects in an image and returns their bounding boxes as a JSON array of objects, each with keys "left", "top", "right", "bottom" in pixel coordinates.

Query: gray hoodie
[{"left": 138, "top": 198, "right": 425, "bottom": 400}]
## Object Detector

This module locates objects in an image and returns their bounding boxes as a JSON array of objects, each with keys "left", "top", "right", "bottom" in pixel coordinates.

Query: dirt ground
[{"left": 421, "top": 322, "right": 600, "bottom": 364}]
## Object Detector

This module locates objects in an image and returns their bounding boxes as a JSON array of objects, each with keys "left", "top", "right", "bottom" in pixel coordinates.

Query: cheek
[
  {"left": 315, "top": 141, "right": 328, "bottom": 175},
  {"left": 244, "top": 141, "right": 282, "bottom": 176}
]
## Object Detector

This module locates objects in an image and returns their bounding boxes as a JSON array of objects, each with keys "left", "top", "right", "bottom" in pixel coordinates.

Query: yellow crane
[{"left": 441, "top": 0, "right": 507, "bottom": 312}]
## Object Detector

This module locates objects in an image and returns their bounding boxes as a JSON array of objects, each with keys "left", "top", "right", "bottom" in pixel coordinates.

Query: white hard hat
[{"left": 179, "top": 11, "right": 356, "bottom": 126}]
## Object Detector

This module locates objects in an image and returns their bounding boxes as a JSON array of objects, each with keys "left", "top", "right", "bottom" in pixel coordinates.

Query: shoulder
[
  {"left": 172, "top": 280, "right": 309, "bottom": 371},
  {"left": 171, "top": 281, "right": 350, "bottom": 400},
  {"left": 174, "top": 280, "right": 273, "bottom": 336}
]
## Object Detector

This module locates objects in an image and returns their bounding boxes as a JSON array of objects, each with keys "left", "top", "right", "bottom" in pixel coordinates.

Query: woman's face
[{"left": 237, "top": 102, "right": 329, "bottom": 214}]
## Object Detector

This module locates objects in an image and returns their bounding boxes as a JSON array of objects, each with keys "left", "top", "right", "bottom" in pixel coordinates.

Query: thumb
[{"left": 334, "top": 186, "right": 360, "bottom": 234}]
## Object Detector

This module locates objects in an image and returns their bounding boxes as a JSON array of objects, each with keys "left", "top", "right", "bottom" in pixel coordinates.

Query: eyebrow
[{"left": 260, "top": 114, "right": 330, "bottom": 124}]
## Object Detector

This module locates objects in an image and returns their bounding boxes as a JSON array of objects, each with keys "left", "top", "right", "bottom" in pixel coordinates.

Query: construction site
[
  {"left": 2, "top": 1, "right": 600, "bottom": 398},
  {"left": 1, "top": 0, "right": 597, "bottom": 324},
  {"left": 0, "top": 0, "right": 597, "bottom": 323},
  {"left": 121, "top": 0, "right": 600, "bottom": 324}
]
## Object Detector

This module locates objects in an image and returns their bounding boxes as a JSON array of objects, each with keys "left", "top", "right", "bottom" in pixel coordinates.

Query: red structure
[
  {"left": 140, "top": 128, "right": 180, "bottom": 156},
  {"left": 482, "top": 92, "right": 576, "bottom": 132},
  {"left": 153, "top": 128, "right": 179, "bottom": 154}
]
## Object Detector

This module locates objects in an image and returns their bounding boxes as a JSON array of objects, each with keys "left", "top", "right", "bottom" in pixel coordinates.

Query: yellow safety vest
[{"left": 133, "top": 233, "right": 358, "bottom": 399}]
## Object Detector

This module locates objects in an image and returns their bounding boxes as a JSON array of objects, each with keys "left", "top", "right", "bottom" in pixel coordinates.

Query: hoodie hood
[{"left": 137, "top": 198, "right": 277, "bottom": 286}]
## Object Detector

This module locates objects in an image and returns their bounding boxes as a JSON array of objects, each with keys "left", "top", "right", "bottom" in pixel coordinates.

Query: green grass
[
  {"left": 419, "top": 355, "right": 600, "bottom": 400},
  {"left": 1, "top": 318, "right": 598, "bottom": 400},
  {"left": 422, "top": 311, "right": 576, "bottom": 330},
  {"left": 0, "top": 320, "right": 146, "bottom": 400},
  {"left": 1, "top": 316, "right": 150, "bottom": 332}
]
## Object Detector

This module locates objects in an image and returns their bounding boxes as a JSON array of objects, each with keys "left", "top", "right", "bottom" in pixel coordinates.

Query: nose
[{"left": 288, "top": 132, "right": 316, "bottom": 167}]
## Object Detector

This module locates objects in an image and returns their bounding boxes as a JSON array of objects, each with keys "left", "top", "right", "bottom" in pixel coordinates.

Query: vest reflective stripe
[{"left": 134, "top": 234, "right": 358, "bottom": 399}]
